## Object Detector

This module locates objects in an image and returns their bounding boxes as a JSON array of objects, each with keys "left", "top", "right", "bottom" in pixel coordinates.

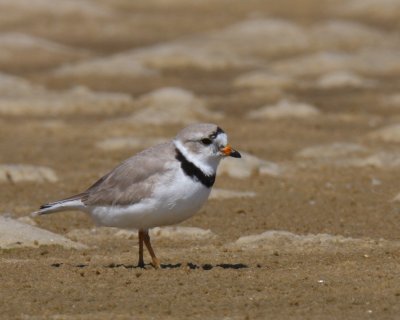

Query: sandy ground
[{"left": 2, "top": 0, "right": 400, "bottom": 319}]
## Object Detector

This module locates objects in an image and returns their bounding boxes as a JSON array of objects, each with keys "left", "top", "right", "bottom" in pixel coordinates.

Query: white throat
[{"left": 174, "top": 140, "right": 220, "bottom": 176}]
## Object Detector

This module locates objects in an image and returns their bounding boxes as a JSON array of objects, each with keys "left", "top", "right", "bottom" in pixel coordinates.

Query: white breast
[{"left": 89, "top": 167, "right": 211, "bottom": 230}]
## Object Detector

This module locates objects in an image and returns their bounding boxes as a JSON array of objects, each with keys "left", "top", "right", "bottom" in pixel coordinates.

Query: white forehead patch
[{"left": 215, "top": 133, "right": 227, "bottom": 146}]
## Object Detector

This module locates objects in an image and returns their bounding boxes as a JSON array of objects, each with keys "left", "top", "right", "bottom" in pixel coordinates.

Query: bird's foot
[
  {"left": 138, "top": 260, "right": 145, "bottom": 269},
  {"left": 151, "top": 257, "right": 161, "bottom": 269}
]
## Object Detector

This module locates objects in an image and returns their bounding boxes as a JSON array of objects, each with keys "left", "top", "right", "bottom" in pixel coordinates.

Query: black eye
[{"left": 201, "top": 138, "right": 212, "bottom": 145}]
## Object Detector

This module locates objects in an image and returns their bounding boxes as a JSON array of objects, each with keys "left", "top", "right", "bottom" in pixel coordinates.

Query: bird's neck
[
  {"left": 174, "top": 148, "right": 216, "bottom": 188},
  {"left": 173, "top": 140, "right": 220, "bottom": 176}
]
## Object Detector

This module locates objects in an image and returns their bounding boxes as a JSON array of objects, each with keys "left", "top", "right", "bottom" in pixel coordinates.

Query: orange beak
[{"left": 220, "top": 145, "right": 241, "bottom": 158}]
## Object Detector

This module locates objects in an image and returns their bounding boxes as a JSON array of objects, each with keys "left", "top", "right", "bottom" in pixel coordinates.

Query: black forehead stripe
[{"left": 209, "top": 126, "right": 225, "bottom": 139}]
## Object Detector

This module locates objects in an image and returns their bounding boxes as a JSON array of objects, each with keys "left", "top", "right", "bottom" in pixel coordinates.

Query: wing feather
[{"left": 80, "top": 142, "right": 175, "bottom": 206}]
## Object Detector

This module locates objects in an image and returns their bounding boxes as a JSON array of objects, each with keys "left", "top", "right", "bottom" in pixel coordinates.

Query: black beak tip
[{"left": 230, "top": 150, "right": 241, "bottom": 158}]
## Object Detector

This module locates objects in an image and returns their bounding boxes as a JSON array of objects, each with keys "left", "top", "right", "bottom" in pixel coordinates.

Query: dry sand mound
[
  {"left": 336, "top": 0, "right": 400, "bottom": 22},
  {"left": 67, "top": 226, "right": 216, "bottom": 243},
  {"left": 218, "top": 152, "right": 283, "bottom": 179},
  {"left": 273, "top": 49, "right": 400, "bottom": 77},
  {"left": 209, "top": 188, "right": 256, "bottom": 200},
  {"left": 0, "top": 85, "right": 133, "bottom": 116},
  {"left": 0, "top": 32, "right": 88, "bottom": 71},
  {"left": 230, "top": 230, "right": 399, "bottom": 253},
  {"left": 96, "top": 136, "right": 167, "bottom": 151},
  {"left": 0, "top": 164, "right": 58, "bottom": 183},
  {"left": 296, "top": 143, "right": 369, "bottom": 159},
  {"left": 315, "top": 71, "right": 376, "bottom": 89},
  {"left": 129, "top": 87, "right": 222, "bottom": 125},
  {"left": 0, "top": 216, "right": 86, "bottom": 249},
  {"left": 247, "top": 100, "right": 320, "bottom": 120},
  {"left": 0, "top": 0, "right": 112, "bottom": 17}
]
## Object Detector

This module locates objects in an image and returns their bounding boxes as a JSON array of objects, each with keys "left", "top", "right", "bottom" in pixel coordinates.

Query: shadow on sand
[{"left": 51, "top": 262, "right": 250, "bottom": 270}]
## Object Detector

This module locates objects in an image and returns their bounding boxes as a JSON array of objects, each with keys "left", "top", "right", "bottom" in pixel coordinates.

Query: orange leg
[
  {"left": 138, "top": 230, "right": 145, "bottom": 268},
  {"left": 143, "top": 230, "right": 160, "bottom": 269}
]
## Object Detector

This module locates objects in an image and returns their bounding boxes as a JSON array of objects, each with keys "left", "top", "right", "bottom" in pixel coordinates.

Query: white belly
[{"left": 89, "top": 170, "right": 211, "bottom": 230}]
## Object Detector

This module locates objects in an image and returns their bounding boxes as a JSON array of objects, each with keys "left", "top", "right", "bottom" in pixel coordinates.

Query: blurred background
[
  {"left": 2, "top": 0, "right": 400, "bottom": 233},
  {"left": 2, "top": 0, "right": 400, "bottom": 318}
]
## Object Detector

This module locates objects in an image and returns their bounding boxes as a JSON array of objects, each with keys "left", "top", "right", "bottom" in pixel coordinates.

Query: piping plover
[{"left": 33, "top": 123, "right": 241, "bottom": 268}]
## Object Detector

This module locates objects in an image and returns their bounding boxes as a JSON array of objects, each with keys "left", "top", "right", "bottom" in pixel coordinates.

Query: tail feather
[{"left": 32, "top": 194, "right": 85, "bottom": 217}]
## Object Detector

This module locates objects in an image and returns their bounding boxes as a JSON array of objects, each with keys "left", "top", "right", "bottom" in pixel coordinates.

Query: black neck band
[{"left": 175, "top": 148, "right": 215, "bottom": 188}]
